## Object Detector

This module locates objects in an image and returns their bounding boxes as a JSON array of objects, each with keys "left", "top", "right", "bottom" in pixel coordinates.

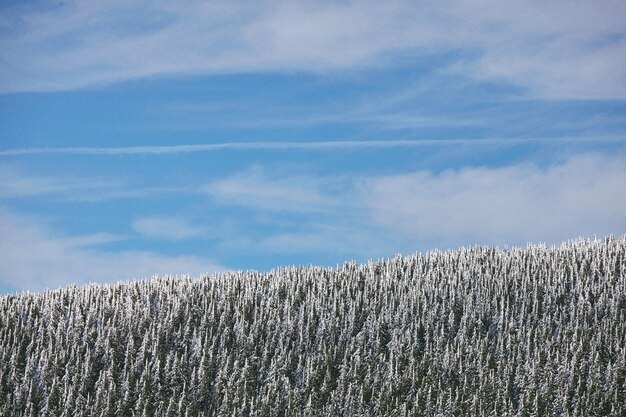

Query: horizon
[
  {"left": 1, "top": 235, "right": 621, "bottom": 296},
  {"left": 1, "top": 0, "right": 625, "bottom": 293}
]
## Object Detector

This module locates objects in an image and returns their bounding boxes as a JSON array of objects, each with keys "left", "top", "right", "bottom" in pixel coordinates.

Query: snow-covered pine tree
[{"left": 0, "top": 236, "right": 624, "bottom": 415}]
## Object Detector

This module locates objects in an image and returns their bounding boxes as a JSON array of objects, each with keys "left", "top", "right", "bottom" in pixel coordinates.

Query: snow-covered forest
[{"left": 0, "top": 237, "right": 624, "bottom": 416}]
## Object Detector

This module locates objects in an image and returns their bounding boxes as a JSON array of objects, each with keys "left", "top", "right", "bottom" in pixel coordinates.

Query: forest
[{"left": 0, "top": 237, "right": 624, "bottom": 416}]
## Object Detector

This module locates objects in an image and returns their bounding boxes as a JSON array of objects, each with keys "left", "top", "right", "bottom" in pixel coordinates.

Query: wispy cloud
[
  {"left": 1, "top": 1, "right": 625, "bottom": 98},
  {"left": 133, "top": 216, "right": 208, "bottom": 241},
  {"left": 0, "top": 165, "right": 70, "bottom": 197},
  {"left": 0, "top": 164, "right": 124, "bottom": 199},
  {"left": 205, "top": 166, "right": 339, "bottom": 213},
  {"left": 0, "top": 207, "right": 223, "bottom": 293},
  {"left": 257, "top": 225, "right": 391, "bottom": 258},
  {"left": 2, "top": 136, "right": 624, "bottom": 157},
  {"left": 203, "top": 166, "right": 388, "bottom": 259},
  {"left": 0, "top": 163, "right": 194, "bottom": 201}
]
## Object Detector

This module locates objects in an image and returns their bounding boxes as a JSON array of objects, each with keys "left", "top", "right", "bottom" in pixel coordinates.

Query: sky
[{"left": 1, "top": 0, "right": 625, "bottom": 293}]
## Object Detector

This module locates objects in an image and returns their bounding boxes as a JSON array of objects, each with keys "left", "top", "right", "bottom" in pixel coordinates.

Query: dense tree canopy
[{"left": 1, "top": 237, "right": 624, "bottom": 416}]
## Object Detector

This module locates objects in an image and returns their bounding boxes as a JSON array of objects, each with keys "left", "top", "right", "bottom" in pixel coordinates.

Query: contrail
[{"left": 0, "top": 136, "right": 623, "bottom": 156}]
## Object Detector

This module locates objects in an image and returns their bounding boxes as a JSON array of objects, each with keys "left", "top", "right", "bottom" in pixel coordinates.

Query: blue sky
[{"left": 1, "top": 0, "right": 625, "bottom": 293}]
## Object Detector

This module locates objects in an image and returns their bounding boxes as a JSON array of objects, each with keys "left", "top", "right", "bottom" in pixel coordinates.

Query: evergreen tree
[{"left": 0, "top": 236, "right": 624, "bottom": 415}]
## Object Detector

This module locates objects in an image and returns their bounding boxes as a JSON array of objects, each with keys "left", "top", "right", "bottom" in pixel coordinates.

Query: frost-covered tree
[{"left": 0, "top": 236, "right": 624, "bottom": 416}]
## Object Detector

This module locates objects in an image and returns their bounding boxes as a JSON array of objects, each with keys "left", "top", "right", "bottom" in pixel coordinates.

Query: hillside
[{"left": 1, "top": 237, "right": 624, "bottom": 416}]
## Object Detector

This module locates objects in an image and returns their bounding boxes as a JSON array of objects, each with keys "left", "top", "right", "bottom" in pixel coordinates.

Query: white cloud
[
  {"left": 201, "top": 153, "right": 626, "bottom": 257},
  {"left": 363, "top": 153, "right": 626, "bottom": 248},
  {"left": 445, "top": 1, "right": 626, "bottom": 99},
  {"left": 0, "top": 207, "right": 223, "bottom": 293},
  {"left": 1, "top": 0, "right": 625, "bottom": 98},
  {"left": 133, "top": 216, "right": 207, "bottom": 241}
]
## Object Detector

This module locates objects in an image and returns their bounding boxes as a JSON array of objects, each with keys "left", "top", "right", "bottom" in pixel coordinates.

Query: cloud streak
[
  {"left": 0, "top": 164, "right": 126, "bottom": 199},
  {"left": 1, "top": 0, "right": 625, "bottom": 98},
  {"left": 133, "top": 216, "right": 208, "bottom": 241},
  {"left": 1, "top": 136, "right": 624, "bottom": 157},
  {"left": 0, "top": 164, "right": 194, "bottom": 201}
]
